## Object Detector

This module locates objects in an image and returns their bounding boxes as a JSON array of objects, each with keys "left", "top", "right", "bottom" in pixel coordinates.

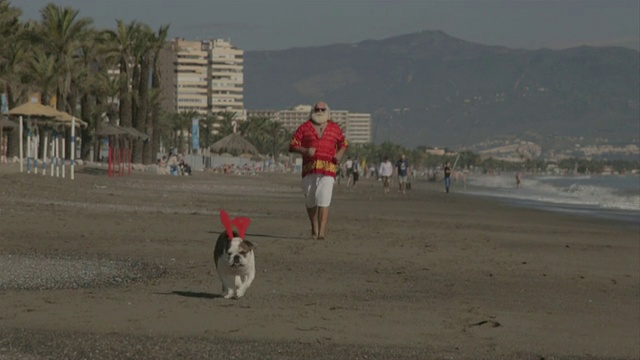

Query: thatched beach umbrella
[
  {"left": 53, "top": 110, "right": 88, "bottom": 128},
  {"left": 7, "top": 102, "right": 60, "bottom": 119},
  {"left": 120, "top": 126, "right": 149, "bottom": 141},
  {"left": 8, "top": 102, "right": 59, "bottom": 173},
  {"left": 9, "top": 102, "right": 87, "bottom": 127},
  {"left": 1, "top": 117, "right": 17, "bottom": 129},
  {"left": 95, "top": 125, "right": 147, "bottom": 177},
  {"left": 96, "top": 125, "right": 148, "bottom": 140},
  {"left": 9, "top": 102, "right": 86, "bottom": 179},
  {"left": 96, "top": 124, "right": 129, "bottom": 177},
  {"left": 210, "top": 133, "right": 259, "bottom": 155},
  {"left": 95, "top": 124, "right": 129, "bottom": 137}
]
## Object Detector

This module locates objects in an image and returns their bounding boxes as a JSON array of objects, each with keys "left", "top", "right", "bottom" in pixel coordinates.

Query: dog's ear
[
  {"left": 231, "top": 217, "right": 251, "bottom": 239},
  {"left": 220, "top": 209, "right": 251, "bottom": 240},
  {"left": 219, "top": 209, "right": 235, "bottom": 239},
  {"left": 242, "top": 239, "right": 255, "bottom": 250}
]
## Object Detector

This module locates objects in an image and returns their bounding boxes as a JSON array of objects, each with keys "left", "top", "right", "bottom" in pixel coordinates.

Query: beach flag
[{"left": 192, "top": 118, "right": 200, "bottom": 151}]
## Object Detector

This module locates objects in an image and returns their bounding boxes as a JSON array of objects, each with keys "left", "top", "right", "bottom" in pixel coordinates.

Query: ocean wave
[{"left": 467, "top": 174, "right": 640, "bottom": 212}]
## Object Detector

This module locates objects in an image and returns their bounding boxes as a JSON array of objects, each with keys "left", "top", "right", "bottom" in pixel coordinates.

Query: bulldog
[{"left": 214, "top": 210, "right": 255, "bottom": 299}]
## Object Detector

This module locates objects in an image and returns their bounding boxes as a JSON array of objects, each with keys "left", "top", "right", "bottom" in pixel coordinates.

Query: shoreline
[
  {"left": 1, "top": 167, "right": 638, "bottom": 359},
  {"left": 459, "top": 186, "right": 640, "bottom": 227},
  {"left": 414, "top": 172, "right": 640, "bottom": 227}
]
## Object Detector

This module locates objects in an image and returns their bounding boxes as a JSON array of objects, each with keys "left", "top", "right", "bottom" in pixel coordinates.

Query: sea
[{"left": 462, "top": 173, "right": 640, "bottom": 226}]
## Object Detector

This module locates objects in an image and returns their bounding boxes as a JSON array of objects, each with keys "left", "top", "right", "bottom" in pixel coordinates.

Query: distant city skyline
[{"left": 14, "top": 0, "right": 640, "bottom": 51}]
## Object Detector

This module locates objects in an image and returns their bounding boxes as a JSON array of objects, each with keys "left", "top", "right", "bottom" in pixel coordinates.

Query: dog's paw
[{"left": 223, "top": 291, "right": 235, "bottom": 299}]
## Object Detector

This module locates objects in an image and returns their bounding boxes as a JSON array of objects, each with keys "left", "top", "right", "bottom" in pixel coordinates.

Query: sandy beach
[{"left": 0, "top": 163, "right": 638, "bottom": 360}]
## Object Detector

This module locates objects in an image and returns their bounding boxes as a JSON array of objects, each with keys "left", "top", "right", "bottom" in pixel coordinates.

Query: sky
[{"left": 13, "top": 0, "right": 640, "bottom": 51}]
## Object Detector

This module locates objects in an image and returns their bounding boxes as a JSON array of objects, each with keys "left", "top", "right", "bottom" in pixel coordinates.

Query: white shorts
[{"left": 302, "top": 174, "right": 335, "bottom": 208}]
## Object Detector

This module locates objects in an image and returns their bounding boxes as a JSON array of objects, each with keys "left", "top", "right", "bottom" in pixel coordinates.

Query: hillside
[{"left": 244, "top": 30, "right": 639, "bottom": 157}]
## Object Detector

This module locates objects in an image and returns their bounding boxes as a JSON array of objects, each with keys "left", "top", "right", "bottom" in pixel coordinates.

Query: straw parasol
[
  {"left": 210, "top": 133, "right": 259, "bottom": 155},
  {"left": 8, "top": 102, "right": 87, "bottom": 127},
  {"left": 95, "top": 124, "right": 129, "bottom": 137},
  {"left": 120, "top": 126, "right": 149, "bottom": 141},
  {"left": 7, "top": 102, "right": 60, "bottom": 118},
  {"left": 53, "top": 110, "right": 88, "bottom": 128},
  {"left": 96, "top": 124, "right": 148, "bottom": 141},
  {"left": 1, "top": 117, "right": 16, "bottom": 129}
]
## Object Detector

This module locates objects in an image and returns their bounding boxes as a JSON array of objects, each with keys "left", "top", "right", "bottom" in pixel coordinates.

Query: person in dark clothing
[
  {"left": 352, "top": 158, "right": 360, "bottom": 186},
  {"left": 395, "top": 154, "right": 410, "bottom": 194},
  {"left": 179, "top": 159, "right": 192, "bottom": 176},
  {"left": 444, "top": 161, "right": 452, "bottom": 193}
]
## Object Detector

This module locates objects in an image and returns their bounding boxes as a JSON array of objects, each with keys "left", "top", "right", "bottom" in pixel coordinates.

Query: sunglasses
[{"left": 314, "top": 108, "right": 327, "bottom": 112}]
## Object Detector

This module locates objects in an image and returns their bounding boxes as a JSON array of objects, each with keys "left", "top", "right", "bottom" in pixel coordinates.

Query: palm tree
[
  {"left": 166, "top": 111, "right": 196, "bottom": 154},
  {"left": 0, "top": 0, "right": 21, "bottom": 42},
  {"left": 0, "top": 0, "right": 25, "bottom": 158},
  {"left": 0, "top": 41, "right": 26, "bottom": 106},
  {"left": 32, "top": 3, "right": 92, "bottom": 112},
  {"left": 155, "top": 108, "right": 174, "bottom": 154},
  {"left": 178, "top": 110, "right": 199, "bottom": 154},
  {"left": 240, "top": 116, "right": 269, "bottom": 141},
  {"left": 267, "top": 121, "right": 290, "bottom": 158},
  {"left": 0, "top": 0, "right": 25, "bottom": 109},
  {"left": 214, "top": 111, "right": 238, "bottom": 139},
  {"left": 376, "top": 141, "right": 403, "bottom": 161},
  {"left": 145, "top": 24, "right": 169, "bottom": 164},
  {"left": 131, "top": 23, "right": 153, "bottom": 163},
  {"left": 200, "top": 114, "right": 217, "bottom": 150},
  {"left": 75, "top": 29, "right": 114, "bottom": 160},
  {"left": 22, "top": 49, "right": 57, "bottom": 104},
  {"left": 102, "top": 20, "right": 139, "bottom": 128}
]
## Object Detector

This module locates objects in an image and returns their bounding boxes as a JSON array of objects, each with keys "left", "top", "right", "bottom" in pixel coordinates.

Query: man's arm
[
  {"left": 334, "top": 146, "right": 347, "bottom": 162},
  {"left": 289, "top": 125, "right": 314, "bottom": 156},
  {"left": 333, "top": 128, "right": 348, "bottom": 162},
  {"left": 290, "top": 145, "right": 312, "bottom": 157}
]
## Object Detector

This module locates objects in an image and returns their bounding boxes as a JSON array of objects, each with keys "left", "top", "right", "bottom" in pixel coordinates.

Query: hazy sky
[{"left": 14, "top": 0, "right": 640, "bottom": 51}]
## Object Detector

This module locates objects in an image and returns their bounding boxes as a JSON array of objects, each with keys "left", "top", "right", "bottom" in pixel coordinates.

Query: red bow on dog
[{"left": 220, "top": 209, "right": 251, "bottom": 239}]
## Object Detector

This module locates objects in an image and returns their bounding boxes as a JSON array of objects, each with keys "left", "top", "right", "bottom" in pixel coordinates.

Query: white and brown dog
[{"left": 214, "top": 210, "right": 255, "bottom": 299}]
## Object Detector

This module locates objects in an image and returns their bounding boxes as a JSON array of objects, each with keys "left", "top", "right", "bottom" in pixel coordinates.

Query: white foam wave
[{"left": 467, "top": 174, "right": 640, "bottom": 212}]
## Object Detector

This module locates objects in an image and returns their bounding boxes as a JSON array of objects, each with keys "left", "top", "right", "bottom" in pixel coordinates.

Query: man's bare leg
[
  {"left": 306, "top": 206, "right": 319, "bottom": 238},
  {"left": 317, "top": 206, "right": 329, "bottom": 239}
]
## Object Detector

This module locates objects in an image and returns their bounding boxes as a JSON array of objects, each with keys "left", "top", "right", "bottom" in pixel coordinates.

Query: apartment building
[
  {"left": 247, "top": 105, "right": 372, "bottom": 144},
  {"left": 345, "top": 113, "right": 373, "bottom": 145},
  {"left": 159, "top": 38, "right": 245, "bottom": 120}
]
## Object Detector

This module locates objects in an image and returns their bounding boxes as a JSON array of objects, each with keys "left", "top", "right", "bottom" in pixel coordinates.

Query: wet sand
[{"left": 0, "top": 163, "right": 638, "bottom": 359}]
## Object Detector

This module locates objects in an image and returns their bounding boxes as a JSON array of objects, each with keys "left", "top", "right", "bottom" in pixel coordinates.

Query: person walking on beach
[
  {"left": 379, "top": 156, "right": 393, "bottom": 194},
  {"left": 444, "top": 161, "right": 452, "bottom": 193},
  {"left": 352, "top": 157, "right": 360, "bottom": 186},
  {"left": 289, "top": 101, "right": 348, "bottom": 240},
  {"left": 395, "top": 154, "right": 410, "bottom": 194},
  {"left": 516, "top": 170, "right": 523, "bottom": 189},
  {"left": 345, "top": 156, "right": 354, "bottom": 186}
]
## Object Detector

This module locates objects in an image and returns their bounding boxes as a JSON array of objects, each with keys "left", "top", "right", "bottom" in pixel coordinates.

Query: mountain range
[{"left": 244, "top": 30, "right": 639, "bottom": 157}]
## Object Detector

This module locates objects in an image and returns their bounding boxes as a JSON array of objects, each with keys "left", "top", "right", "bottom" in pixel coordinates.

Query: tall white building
[
  {"left": 247, "top": 105, "right": 372, "bottom": 144},
  {"left": 159, "top": 38, "right": 245, "bottom": 120},
  {"left": 345, "top": 113, "right": 373, "bottom": 144}
]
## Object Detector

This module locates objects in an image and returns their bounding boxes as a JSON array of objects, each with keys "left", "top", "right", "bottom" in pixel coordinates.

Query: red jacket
[{"left": 289, "top": 120, "right": 348, "bottom": 177}]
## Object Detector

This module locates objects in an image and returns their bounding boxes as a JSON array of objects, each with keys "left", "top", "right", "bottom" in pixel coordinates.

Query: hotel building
[
  {"left": 158, "top": 38, "right": 245, "bottom": 120},
  {"left": 247, "top": 105, "right": 372, "bottom": 144}
]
